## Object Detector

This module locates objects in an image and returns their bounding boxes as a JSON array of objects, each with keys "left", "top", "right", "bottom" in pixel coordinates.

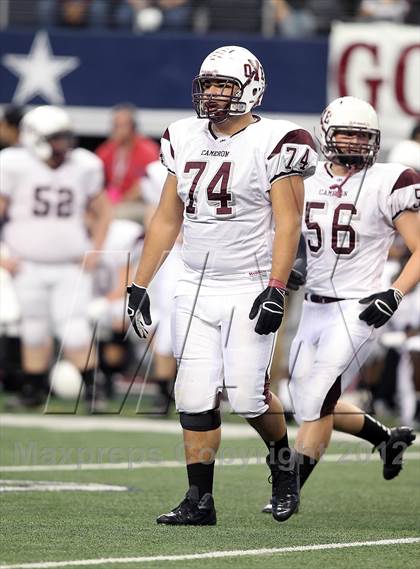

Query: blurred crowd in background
[{"left": 2, "top": 0, "right": 419, "bottom": 36}]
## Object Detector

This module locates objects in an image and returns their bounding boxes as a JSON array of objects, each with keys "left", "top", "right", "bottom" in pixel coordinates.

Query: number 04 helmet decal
[
  {"left": 320, "top": 96, "right": 381, "bottom": 168},
  {"left": 192, "top": 45, "right": 266, "bottom": 123}
]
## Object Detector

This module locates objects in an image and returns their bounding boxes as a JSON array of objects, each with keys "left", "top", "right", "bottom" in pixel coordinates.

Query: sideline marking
[
  {"left": 0, "top": 451, "right": 419, "bottom": 473},
  {"left": 6, "top": 414, "right": 415, "bottom": 444},
  {"left": 0, "top": 480, "right": 129, "bottom": 492},
  {"left": 0, "top": 538, "right": 419, "bottom": 568}
]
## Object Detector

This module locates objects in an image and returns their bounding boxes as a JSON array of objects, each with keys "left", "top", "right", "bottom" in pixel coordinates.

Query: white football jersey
[
  {"left": 160, "top": 115, "right": 317, "bottom": 294},
  {"left": 304, "top": 161, "right": 420, "bottom": 298},
  {"left": 141, "top": 160, "right": 167, "bottom": 206},
  {"left": 94, "top": 219, "right": 145, "bottom": 296},
  {"left": 0, "top": 147, "right": 104, "bottom": 263}
]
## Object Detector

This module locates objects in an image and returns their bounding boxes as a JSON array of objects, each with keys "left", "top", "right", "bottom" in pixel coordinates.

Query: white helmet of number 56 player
[
  {"left": 320, "top": 96, "right": 381, "bottom": 169},
  {"left": 192, "top": 45, "right": 266, "bottom": 124}
]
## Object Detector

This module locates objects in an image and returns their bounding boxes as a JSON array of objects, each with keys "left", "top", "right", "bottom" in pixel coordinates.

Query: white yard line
[
  {"left": 0, "top": 451, "right": 419, "bottom": 473},
  {"left": 0, "top": 480, "right": 129, "bottom": 492},
  {"left": 2, "top": 414, "right": 418, "bottom": 444},
  {"left": 0, "top": 414, "right": 260, "bottom": 439},
  {"left": 0, "top": 538, "right": 419, "bottom": 569}
]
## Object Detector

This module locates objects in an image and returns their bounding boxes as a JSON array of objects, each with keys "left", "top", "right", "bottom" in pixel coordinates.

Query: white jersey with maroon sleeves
[
  {"left": 304, "top": 161, "right": 420, "bottom": 299},
  {"left": 0, "top": 147, "right": 104, "bottom": 263},
  {"left": 160, "top": 115, "right": 317, "bottom": 294}
]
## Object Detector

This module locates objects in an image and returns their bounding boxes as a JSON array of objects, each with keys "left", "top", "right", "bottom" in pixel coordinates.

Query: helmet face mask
[
  {"left": 324, "top": 125, "right": 380, "bottom": 168},
  {"left": 192, "top": 75, "right": 244, "bottom": 123},
  {"left": 46, "top": 130, "right": 75, "bottom": 160},
  {"left": 320, "top": 97, "right": 381, "bottom": 169},
  {"left": 192, "top": 46, "right": 265, "bottom": 124}
]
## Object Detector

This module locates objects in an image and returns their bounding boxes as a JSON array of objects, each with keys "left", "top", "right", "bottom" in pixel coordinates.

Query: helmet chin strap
[
  {"left": 329, "top": 165, "right": 358, "bottom": 198},
  {"left": 336, "top": 154, "right": 365, "bottom": 168},
  {"left": 209, "top": 111, "right": 230, "bottom": 124}
]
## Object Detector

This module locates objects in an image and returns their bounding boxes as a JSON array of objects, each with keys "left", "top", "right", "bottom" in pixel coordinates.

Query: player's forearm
[
  {"left": 90, "top": 195, "right": 113, "bottom": 251},
  {"left": 91, "top": 218, "right": 111, "bottom": 252},
  {"left": 270, "top": 216, "right": 301, "bottom": 284},
  {"left": 392, "top": 247, "right": 420, "bottom": 295},
  {"left": 133, "top": 215, "right": 182, "bottom": 287}
]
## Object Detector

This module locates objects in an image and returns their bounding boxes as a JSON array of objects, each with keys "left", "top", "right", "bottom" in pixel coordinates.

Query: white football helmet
[
  {"left": 388, "top": 140, "right": 420, "bottom": 172},
  {"left": 20, "top": 105, "right": 73, "bottom": 161},
  {"left": 320, "top": 96, "right": 380, "bottom": 168},
  {"left": 192, "top": 45, "right": 266, "bottom": 123}
]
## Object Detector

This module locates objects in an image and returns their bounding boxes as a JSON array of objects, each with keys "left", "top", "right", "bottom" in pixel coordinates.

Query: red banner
[{"left": 328, "top": 22, "right": 420, "bottom": 151}]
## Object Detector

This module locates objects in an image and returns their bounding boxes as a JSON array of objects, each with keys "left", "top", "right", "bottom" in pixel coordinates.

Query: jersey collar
[{"left": 208, "top": 115, "right": 261, "bottom": 141}]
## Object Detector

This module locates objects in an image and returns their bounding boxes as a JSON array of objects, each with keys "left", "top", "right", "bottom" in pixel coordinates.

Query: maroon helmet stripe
[
  {"left": 391, "top": 168, "right": 420, "bottom": 194},
  {"left": 268, "top": 129, "right": 316, "bottom": 160},
  {"left": 162, "top": 128, "right": 175, "bottom": 159}
]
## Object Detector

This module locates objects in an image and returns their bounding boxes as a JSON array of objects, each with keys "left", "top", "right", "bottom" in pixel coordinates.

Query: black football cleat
[
  {"left": 261, "top": 498, "right": 272, "bottom": 514},
  {"left": 378, "top": 426, "right": 416, "bottom": 480},
  {"left": 266, "top": 451, "right": 300, "bottom": 522},
  {"left": 156, "top": 486, "right": 217, "bottom": 526},
  {"left": 261, "top": 498, "right": 299, "bottom": 515}
]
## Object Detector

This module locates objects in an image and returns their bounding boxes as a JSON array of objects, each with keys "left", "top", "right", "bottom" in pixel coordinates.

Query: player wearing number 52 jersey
[
  {"left": 127, "top": 45, "right": 317, "bottom": 525},
  {"left": 0, "top": 106, "right": 111, "bottom": 409},
  {"left": 277, "top": 97, "right": 419, "bottom": 515},
  {"left": 1, "top": 138, "right": 102, "bottom": 264}
]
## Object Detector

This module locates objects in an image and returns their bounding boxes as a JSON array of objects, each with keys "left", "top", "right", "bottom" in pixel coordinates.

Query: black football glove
[
  {"left": 286, "top": 258, "right": 307, "bottom": 292},
  {"left": 127, "top": 283, "right": 152, "bottom": 339},
  {"left": 249, "top": 286, "right": 286, "bottom": 335},
  {"left": 359, "top": 288, "right": 403, "bottom": 329}
]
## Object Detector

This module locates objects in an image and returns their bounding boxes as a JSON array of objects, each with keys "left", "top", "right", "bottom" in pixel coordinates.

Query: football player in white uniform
[
  {"left": 127, "top": 45, "right": 317, "bottom": 525},
  {"left": 142, "top": 160, "right": 183, "bottom": 412},
  {"left": 90, "top": 218, "right": 145, "bottom": 401},
  {"left": 264, "top": 96, "right": 419, "bottom": 515},
  {"left": 0, "top": 106, "right": 111, "bottom": 408}
]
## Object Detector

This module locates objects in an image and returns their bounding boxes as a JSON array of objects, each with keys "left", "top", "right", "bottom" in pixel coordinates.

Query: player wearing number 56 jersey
[
  {"left": 127, "top": 45, "right": 317, "bottom": 525},
  {"left": 0, "top": 106, "right": 111, "bottom": 409},
  {"left": 282, "top": 97, "right": 418, "bottom": 513}
]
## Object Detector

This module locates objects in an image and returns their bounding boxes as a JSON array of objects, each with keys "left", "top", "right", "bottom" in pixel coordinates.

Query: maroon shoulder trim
[
  {"left": 268, "top": 129, "right": 316, "bottom": 160},
  {"left": 270, "top": 171, "right": 306, "bottom": 184},
  {"left": 162, "top": 128, "right": 175, "bottom": 159},
  {"left": 162, "top": 128, "right": 170, "bottom": 141},
  {"left": 391, "top": 168, "right": 420, "bottom": 194},
  {"left": 324, "top": 162, "right": 334, "bottom": 179}
]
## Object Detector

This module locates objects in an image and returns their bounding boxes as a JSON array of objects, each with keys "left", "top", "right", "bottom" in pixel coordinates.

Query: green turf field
[{"left": 0, "top": 415, "right": 419, "bottom": 569}]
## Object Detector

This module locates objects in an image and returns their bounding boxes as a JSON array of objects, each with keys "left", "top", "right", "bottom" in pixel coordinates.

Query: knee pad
[
  {"left": 21, "top": 318, "right": 50, "bottom": 347},
  {"left": 57, "top": 318, "right": 92, "bottom": 350},
  {"left": 179, "top": 409, "right": 221, "bottom": 431}
]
